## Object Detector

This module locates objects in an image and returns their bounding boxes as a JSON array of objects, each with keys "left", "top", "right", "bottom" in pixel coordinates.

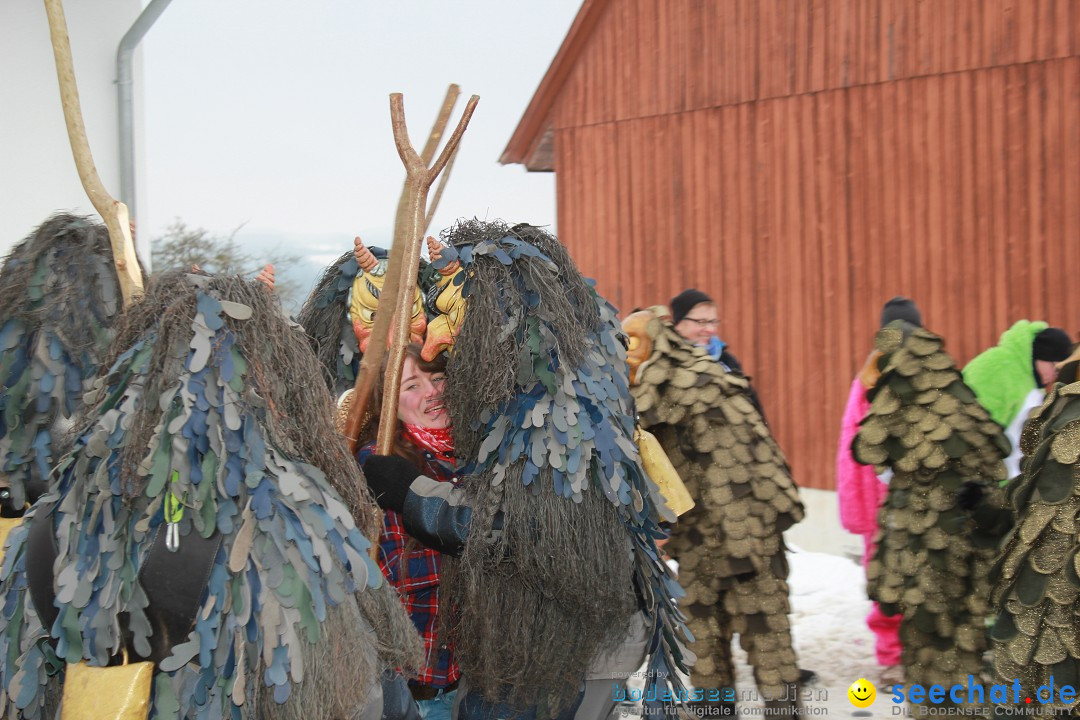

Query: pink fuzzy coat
[
  {"left": 836, "top": 377, "right": 888, "bottom": 536},
  {"left": 836, "top": 368, "right": 902, "bottom": 666}
]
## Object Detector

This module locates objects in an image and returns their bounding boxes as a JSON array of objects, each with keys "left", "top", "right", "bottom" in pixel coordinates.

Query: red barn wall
[{"left": 544, "top": 0, "right": 1080, "bottom": 490}]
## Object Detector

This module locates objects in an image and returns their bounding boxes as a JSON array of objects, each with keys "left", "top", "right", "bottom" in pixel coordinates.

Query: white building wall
[{"left": 0, "top": 0, "right": 144, "bottom": 257}]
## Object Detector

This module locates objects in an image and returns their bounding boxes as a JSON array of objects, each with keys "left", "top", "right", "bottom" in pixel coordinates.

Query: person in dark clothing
[{"left": 670, "top": 288, "right": 765, "bottom": 418}]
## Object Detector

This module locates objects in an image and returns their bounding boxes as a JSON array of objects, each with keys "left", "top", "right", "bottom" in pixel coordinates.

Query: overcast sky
[{"left": 141, "top": 0, "right": 582, "bottom": 270}]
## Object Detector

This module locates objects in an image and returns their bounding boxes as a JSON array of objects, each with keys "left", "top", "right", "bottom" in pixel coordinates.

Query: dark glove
[
  {"left": 955, "top": 480, "right": 985, "bottom": 511},
  {"left": 361, "top": 455, "right": 420, "bottom": 514}
]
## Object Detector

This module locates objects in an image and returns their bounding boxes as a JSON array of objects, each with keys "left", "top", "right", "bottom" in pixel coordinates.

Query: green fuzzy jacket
[{"left": 962, "top": 319, "right": 1047, "bottom": 427}]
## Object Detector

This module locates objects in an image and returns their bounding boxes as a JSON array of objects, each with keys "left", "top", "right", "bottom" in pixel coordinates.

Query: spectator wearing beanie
[
  {"left": 835, "top": 296, "right": 919, "bottom": 682},
  {"left": 670, "top": 288, "right": 764, "bottom": 418},
  {"left": 879, "top": 296, "right": 922, "bottom": 329},
  {"left": 963, "top": 321, "right": 1073, "bottom": 478},
  {"left": 1032, "top": 327, "right": 1072, "bottom": 387}
]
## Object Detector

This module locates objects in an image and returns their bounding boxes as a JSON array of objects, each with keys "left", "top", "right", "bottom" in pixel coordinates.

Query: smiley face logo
[{"left": 847, "top": 678, "right": 876, "bottom": 708}]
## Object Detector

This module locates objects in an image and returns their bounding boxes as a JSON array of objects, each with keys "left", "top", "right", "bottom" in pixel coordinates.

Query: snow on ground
[{"left": 786, "top": 544, "right": 877, "bottom": 687}]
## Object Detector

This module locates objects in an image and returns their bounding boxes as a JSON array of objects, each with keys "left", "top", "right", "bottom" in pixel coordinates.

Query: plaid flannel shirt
[{"left": 358, "top": 441, "right": 461, "bottom": 689}]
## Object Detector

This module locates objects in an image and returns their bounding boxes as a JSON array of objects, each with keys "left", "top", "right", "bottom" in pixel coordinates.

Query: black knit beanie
[
  {"left": 880, "top": 297, "right": 922, "bottom": 328},
  {"left": 670, "top": 289, "right": 714, "bottom": 325},
  {"left": 1033, "top": 328, "right": 1072, "bottom": 362}
]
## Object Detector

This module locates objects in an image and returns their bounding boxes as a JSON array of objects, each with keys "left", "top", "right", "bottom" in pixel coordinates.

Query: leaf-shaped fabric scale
[
  {"left": 1050, "top": 421, "right": 1080, "bottom": 465},
  {"left": 1036, "top": 459, "right": 1075, "bottom": 504}
]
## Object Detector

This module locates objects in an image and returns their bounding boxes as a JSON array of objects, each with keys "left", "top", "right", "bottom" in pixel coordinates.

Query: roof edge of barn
[{"left": 499, "top": 0, "right": 611, "bottom": 171}]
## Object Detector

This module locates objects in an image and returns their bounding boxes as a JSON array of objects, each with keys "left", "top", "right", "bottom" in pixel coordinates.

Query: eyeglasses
[{"left": 681, "top": 317, "right": 718, "bottom": 328}]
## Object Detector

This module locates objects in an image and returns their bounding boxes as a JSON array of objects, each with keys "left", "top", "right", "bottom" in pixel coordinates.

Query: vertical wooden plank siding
[
  {"left": 1046, "top": 60, "right": 1065, "bottom": 319},
  {"left": 543, "top": 1, "right": 1080, "bottom": 490},
  {"left": 955, "top": 71, "right": 979, "bottom": 360},
  {"left": 1065, "top": 58, "right": 1080, "bottom": 314},
  {"left": 551, "top": 0, "right": 1080, "bottom": 130},
  {"left": 1028, "top": 65, "right": 1048, "bottom": 317}
]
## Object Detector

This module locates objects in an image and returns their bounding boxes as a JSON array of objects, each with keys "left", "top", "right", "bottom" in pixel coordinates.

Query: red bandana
[{"left": 403, "top": 423, "right": 455, "bottom": 464}]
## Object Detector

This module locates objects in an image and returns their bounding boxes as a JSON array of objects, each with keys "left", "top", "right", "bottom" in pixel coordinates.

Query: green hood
[{"left": 962, "top": 319, "right": 1047, "bottom": 426}]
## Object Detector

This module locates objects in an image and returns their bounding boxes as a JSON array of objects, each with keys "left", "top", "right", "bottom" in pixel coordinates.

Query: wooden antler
[
  {"left": 343, "top": 87, "right": 478, "bottom": 454},
  {"left": 44, "top": 0, "right": 144, "bottom": 307}
]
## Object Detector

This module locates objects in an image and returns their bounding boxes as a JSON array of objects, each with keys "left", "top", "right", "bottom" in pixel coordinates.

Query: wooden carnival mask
[
  {"left": 421, "top": 237, "right": 466, "bottom": 361},
  {"left": 348, "top": 239, "right": 427, "bottom": 352},
  {"left": 622, "top": 308, "right": 663, "bottom": 385}
]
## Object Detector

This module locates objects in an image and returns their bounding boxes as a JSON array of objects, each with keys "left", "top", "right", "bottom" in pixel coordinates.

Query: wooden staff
[
  {"left": 44, "top": 0, "right": 144, "bottom": 307},
  {"left": 343, "top": 88, "right": 478, "bottom": 454},
  {"left": 376, "top": 93, "right": 477, "bottom": 454},
  {"left": 343, "top": 86, "right": 462, "bottom": 453}
]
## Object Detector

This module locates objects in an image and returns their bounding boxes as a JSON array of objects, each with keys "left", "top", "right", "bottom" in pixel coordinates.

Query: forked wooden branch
[
  {"left": 43, "top": 0, "right": 144, "bottom": 308},
  {"left": 344, "top": 86, "right": 463, "bottom": 449},
  {"left": 375, "top": 93, "right": 477, "bottom": 454},
  {"left": 343, "top": 89, "right": 478, "bottom": 454},
  {"left": 346, "top": 103, "right": 450, "bottom": 453},
  {"left": 366, "top": 84, "right": 460, "bottom": 388}
]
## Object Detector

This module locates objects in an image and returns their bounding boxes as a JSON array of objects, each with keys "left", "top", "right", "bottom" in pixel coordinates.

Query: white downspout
[{"left": 117, "top": 0, "right": 173, "bottom": 266}]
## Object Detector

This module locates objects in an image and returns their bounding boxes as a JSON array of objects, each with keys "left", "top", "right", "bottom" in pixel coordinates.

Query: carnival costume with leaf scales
[
  {"left": 0, "top": 274, "right": 418, "bottom": 719},
  {"left": 435, "top": 221, "right": 690, "bottom": 714},
  {"left": 623, "top": 308, "right": 803, "bottom": 698},
  {"left": 0, "top": 214, "right": 125, "bottom": 511},
  {"left": 853, "top": 322, "right": 1011, "bottom": 690},
  {"left": 991, "top": 381, "right": 1080, "bottom": 710},
  {"left": 296, "top": 250, "right": 363, "bottom": 396}
]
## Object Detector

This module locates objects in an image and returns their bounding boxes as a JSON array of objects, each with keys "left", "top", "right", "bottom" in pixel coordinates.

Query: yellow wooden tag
[
  {"left": 62, "top": 660, "right": 153, "bottom": 720},
  {"left": 635, "top": 427, "right": 695, "bottom": 517},
  {"left": 0, "top": 517, "right": 24, "bottom": 564}
]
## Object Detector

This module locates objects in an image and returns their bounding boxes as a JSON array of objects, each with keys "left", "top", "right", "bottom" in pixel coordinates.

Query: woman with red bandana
[{"left": 356, "top": 343, "right": 460, "bottom": 720}]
